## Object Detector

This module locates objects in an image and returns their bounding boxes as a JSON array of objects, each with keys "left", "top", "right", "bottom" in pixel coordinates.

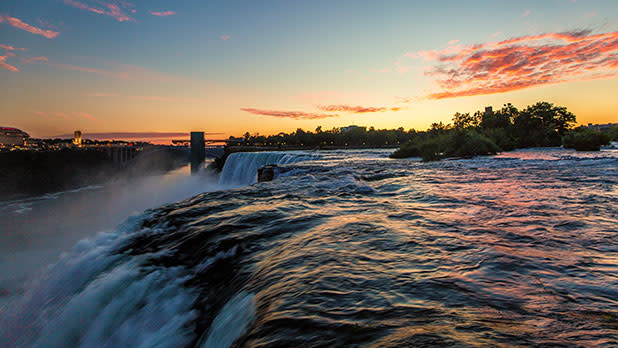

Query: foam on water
[
  {"left": 0, "top": 214, "right": 199, "bottom": 348},
  {"left": 199, "top": 291, "right": 255, "bottom": 348},
  {"left": 219, "top": 151, "right": 317, "bottom": 185},
  {"left": 2, "top": 148, "right": 616, "bottom": 347}
]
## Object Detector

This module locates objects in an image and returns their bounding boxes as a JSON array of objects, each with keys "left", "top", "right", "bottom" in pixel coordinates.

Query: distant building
[
  {"left": 587, "top": 123, "right": 618, "bottom": 131},
  {"left": 0, "top": 127, "right": 29, "bottom": 146},
  {"left": 341, "top": 125, "right": 366, "bottom": 133},
  {"left": 73, "top": 130, "right": 82, "bottom": 146}
]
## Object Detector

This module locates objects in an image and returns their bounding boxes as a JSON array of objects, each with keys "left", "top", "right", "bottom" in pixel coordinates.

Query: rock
[{"left": 257, "top": 165, "right": 277, "bottom": 182}]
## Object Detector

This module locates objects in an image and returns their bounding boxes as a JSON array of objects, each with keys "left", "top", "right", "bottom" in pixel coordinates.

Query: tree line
[
  {"left": 228, "top": 126, "right": 416, "bottom": 148},
  {"left": 228, "top": 101, "right": 616, "bottom": 161}
]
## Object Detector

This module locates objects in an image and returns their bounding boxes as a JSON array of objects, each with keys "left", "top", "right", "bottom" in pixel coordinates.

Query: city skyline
[{"left": 2, "top": 0, "right": 618, "bottom": 140}]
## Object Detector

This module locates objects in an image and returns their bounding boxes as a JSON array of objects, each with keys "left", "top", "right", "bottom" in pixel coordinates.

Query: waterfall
[{"left": 219, "top": 151, "right": 316, "bottom": 186}]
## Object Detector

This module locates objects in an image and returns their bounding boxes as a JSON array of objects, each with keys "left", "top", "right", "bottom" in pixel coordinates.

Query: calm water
[{"left": 1, "top": 148, "right": 617, "bottom": 347}]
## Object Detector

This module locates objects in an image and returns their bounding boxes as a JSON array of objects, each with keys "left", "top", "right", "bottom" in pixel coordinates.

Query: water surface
[{"left": 1, "top": 148, "right": 617, "bottom": 347}]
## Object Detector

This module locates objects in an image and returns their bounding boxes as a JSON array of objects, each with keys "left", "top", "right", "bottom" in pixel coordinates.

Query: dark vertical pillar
[{"left": 191, "top": 131, "right": 205, "bottom": 174}]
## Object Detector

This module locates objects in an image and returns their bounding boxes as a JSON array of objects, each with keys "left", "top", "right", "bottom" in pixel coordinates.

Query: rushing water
[{"left": 1, "top": 148, "right": 617, "bottom": 347}]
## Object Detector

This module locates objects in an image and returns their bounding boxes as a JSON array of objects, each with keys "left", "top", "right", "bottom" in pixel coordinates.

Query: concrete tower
[{"left": 190, "top": 131, "right": 205, "bottom": 174}]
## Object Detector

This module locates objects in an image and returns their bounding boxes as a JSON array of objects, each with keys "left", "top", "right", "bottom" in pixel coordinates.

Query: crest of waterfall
[{"left": 219, "top": 151, "right": 317, "bottom": 185}]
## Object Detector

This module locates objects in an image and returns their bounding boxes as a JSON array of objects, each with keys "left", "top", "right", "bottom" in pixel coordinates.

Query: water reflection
[{"left": 3, "top": 148, "right": 618, "bottom": 347}]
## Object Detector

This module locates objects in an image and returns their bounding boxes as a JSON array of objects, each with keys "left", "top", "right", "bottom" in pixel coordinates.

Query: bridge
[{"left": 204, "top": 146, "right": 224, "bottom": 158}]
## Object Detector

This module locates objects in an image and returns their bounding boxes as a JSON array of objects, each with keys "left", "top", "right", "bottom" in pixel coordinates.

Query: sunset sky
[{"left": 1, "top": 0, "right": 617, "bottom": 141}]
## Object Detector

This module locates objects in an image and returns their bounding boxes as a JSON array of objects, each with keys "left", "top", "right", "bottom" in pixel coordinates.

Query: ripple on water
[{"left": 3, "top": 148, "right": 617, "bottom": 347}]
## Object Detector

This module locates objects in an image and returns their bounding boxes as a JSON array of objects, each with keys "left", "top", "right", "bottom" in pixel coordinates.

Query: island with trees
[{"left": 391, "top": 101, "right": 614, "bottom": 160}]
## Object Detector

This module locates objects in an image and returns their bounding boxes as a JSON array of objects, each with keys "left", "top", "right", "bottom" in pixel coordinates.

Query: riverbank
[{"left": 0, "top": 147, "right": 189, "bottom": 200}]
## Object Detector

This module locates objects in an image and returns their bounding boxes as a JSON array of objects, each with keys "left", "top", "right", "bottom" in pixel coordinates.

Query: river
[{"left": 1, "top": 148, "right": 617, "bottom": 347}]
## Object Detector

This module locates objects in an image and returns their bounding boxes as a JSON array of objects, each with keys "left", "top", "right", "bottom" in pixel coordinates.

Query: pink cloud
[
  {"left": 0, "top": 15, "right": 59, "bottom": 39},
  {"left": 317, "top": 105, "right": 401, "bottom": 113},
  {"left": 31, "top": 110, "right": 47, "bottom": 117},
  {"left": 0, "top": 44, "right": 26, "bottom": 51},
  {"left": 448, "top": 39, "right": 460, "bottom": 45},
  {"left": 584, "top": 11, "right": 597, "bottom": 18},
  {"left": 130, "top": 95, "right": 203, "bottom": 103},
  {"left": 63, "top": 0, "right": 135, "bottom": 22},
  {"left": 20, "top": 56, "right": 48, "bottom": 63},
  {"left": 74, "top": 112, "right": 96, "bottom": 120},
  {"left": 0, "top": 55, "right": 18, "bottom": 72},
  {"left": 150, "top": 11, "right": 175, "bottom": 17},
  {"left": 410, "top": 30, "right": 618, "bottom": 99},
  {"left": 240, "top": 108, "right": 339, "bottom": 120},
  {"left": 522, "top": 9, "right": 531, "bottom": 17},
  {"left": 221, "top": 35, "right": 230, "bottom": 41}
]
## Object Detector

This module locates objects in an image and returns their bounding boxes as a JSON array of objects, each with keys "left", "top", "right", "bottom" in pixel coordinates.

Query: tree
[
  {"left": 429, "top": 122, "right": 450, "bottom": 135},
  {"left": 480, "top": 104, "right": 515, "bottom": 130},
  {"left": 452, "top": 112, "right": 477, "bottom": 129},
  {"left": 523, "top": 102, "right": 576, "bottom": 135}
]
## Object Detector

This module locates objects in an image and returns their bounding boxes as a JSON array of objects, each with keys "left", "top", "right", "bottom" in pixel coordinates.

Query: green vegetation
[
  {"left": 390, "top": 130, "right": 500, "bottom": 161},
  {"left": 229, "top": 126, "right": 416, "bottom": 148},
  {"left": 606, "top": 125, "right": 618, "bottom": 142},
  {"left": 562, "top": 127, "right": 611, "bottom": 151},
  {"left": 391, "top": 101, "right": 610, "bottom": 161},
  {"left": 231, "top": 101, "right": 612, "bottom": 163}
]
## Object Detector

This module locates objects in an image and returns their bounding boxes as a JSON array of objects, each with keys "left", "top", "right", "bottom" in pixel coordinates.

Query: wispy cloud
[
  {"left": 63, "top": 0, "right": 135, "bottom": 22},
  {"left": 20, "top": 56, "right": 48, "bottom": 63},
  {"left": 0, "top": 15, "right": 59, "bottom": 39},
  {"left": 74, "top": 112, "right": 97, "bottom": 120},
  {"left": 54, "top": 112, "right": 70, "bottom": 119},
  {"left": 31, "top": 110, "right": 99, "bottom": 120},
  {"left": 52, "top": 132, "right": 223, "bottom": 140},
  {"left": 87, "top": 93, "right": 204, "bottom": 103},
  {"left": 0, "top": 44, "right": 27, "bottom": 51},
  {"left": 31, "top": 110, "right": 48, "bottom": 117},
  {"left": 522, "top": 9, "right": 531, "bottom": 17},
  {"left": 0, "top": 55, "right": 18, "bottom": 72},
  {"left": 130, "top": 95, "right": 203, "bottom": 103},
  {"left": 240, "top": 108, "right": 339, "bottom": 120},
  {"left": 23, "top": 57, "right": 182, "bottom": 82},
  {"left": 409, "top": 30, "right": 618, "bottom": 99},
  {"left": 583, "top": 11, "right": 597, "bottom": 19},
  {"left": 86, "top": 92, "right": 120, "bottom": 97},
  {"left": 221, "top": 35, "right": 230, "bottom": 41},
  {"left": 317, "top": 105, "right": 401, "bottom": 113},
  {"left": 47, "top": 62, "right": 130, "bottom": 79},
  {"left": 150, "top": 10, "right": 175, "bottom": 17}
]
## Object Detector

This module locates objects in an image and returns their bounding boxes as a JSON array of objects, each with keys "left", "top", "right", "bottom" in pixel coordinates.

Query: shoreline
[{"left": 0, "top": 147, "right": 190, "bottom": 201}]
